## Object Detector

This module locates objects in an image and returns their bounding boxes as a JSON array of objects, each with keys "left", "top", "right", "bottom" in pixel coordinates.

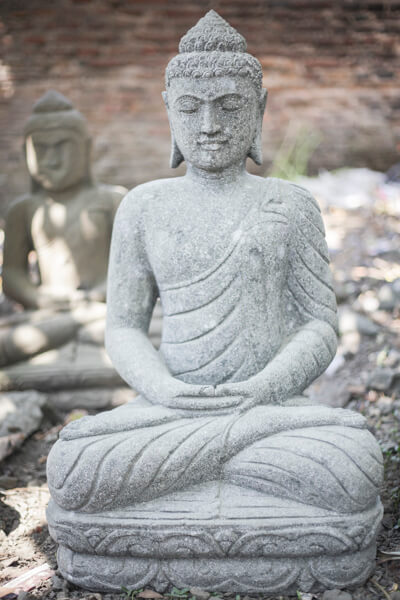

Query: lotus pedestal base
[{"left": 47, "top": 482, "right": 382, "bottom": 595}]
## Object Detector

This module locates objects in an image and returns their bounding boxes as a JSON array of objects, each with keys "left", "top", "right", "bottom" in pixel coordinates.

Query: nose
[
  {"left": 200, "top": 103, "right": 221, "bottom": 135},
  {"left": 43, "top": 145, "right": 61, "bottom": 168}
]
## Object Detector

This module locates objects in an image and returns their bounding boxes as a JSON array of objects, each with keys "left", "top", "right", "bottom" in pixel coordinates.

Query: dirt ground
[{"left": 0, "top": 170, "right": 400, "bottom": 600}]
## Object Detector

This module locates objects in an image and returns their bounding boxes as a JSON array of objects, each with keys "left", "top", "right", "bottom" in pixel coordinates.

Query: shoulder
[
  {"left": 129, "top": 177, "right": 180, "bottom": 199},
  {"left": 96, "top": 183, "right": 127, "bottom": 200},
  {"left": 112, "top": 178, "right": 174, "bottom": 235},
  {"left": 263, "top": 177, "right": 321, "bottom": 211},
  {"left": 263, "top": 177, "right": 325, "bottom": 234},
  {"left": 6, "top": 194, "right": 34, "bottom": 220},
  {"left": 117, "top": 177, "right": 180, "bottom": 214},
  {"left": 89, "top": 183, "right": 127, "bottom": 212}
]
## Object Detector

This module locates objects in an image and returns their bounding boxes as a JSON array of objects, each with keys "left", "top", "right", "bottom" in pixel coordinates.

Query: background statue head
[
  {"left": 23, "top": 90, "right": 92, "bottom": 193},
  {"left": 163, "top": 10, "right": 267, "bottom": 170}
]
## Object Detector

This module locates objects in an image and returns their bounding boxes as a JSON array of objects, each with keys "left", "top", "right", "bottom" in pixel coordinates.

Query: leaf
[
  {"left": 378, "top": 548, "right": 400, "bottom": 562},
  {"left": 137, "top": 590, "right": 164, "bottom": 599},
  {"left": 121, "top": 588, "right": 144, "bottom": 599},
  {"left": 166, "top": 590, "right": 190, "bottom": 599},
  {"left": 0, "top": 563, "right": 54, "bottom": 597},
  {"left": 380, "top": 548, "right": 400, "bottom": 556}
]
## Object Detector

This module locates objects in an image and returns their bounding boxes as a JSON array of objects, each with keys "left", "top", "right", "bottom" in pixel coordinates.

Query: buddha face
[
  {"left": 25, "top": 128, "right": 89, "bottom": 192},
  {"left": 165, "top": 76, "right": 264, "bottom": 172}
]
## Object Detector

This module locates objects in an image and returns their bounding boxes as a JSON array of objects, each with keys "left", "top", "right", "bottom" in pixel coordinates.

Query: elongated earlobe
[
  {"left": 163, "top": 90, "right": 185, "bottom": 169},
  {"left": 248, "top": 126, "right": 263, "bottom": 165},
  {"left": 85, "top": 137, "right": 93, "bottom": 183},
  {"left": 248, "top": 89, "right": 267, "bottom": 166},
  {"left": 170, "top": 132, "right": 184, "bottom": 168}
]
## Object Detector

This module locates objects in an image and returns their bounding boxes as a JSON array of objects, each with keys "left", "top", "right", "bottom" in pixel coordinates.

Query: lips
[{"left": 198, "top": 139, "right": 228, "bottom": 150}]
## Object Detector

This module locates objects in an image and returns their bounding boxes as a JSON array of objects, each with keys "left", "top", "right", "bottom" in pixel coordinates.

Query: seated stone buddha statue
[
  {"left": 47, "top": 11, "right": 383, "bottom": 595},
  {"left": 0, "top": 91, "right": 130, "bottom": 390}
]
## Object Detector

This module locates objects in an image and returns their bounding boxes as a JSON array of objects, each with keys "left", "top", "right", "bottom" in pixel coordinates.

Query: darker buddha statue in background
[{"left": 0, "top": 91, "right": 126, "bottom": 385}]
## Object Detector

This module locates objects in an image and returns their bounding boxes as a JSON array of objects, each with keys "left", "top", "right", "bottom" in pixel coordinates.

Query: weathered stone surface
[
  {"left": 48, "top": 480, "right": 381, "bottom": 592},
  {"left": 47, "top": 10, "right": 383, "bottom": 595},
  {"left": 0, "top": 391, "right": 46, "bottom": 462}
]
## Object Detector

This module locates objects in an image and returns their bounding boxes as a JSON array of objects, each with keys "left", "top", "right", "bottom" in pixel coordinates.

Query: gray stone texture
[{"left": 47, "top": 11, "right": 383, "bottom": 595}]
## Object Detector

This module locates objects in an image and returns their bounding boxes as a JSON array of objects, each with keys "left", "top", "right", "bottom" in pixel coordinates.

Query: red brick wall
[{"left": 1, "top": 0, "right": 399, "bottom": 214}]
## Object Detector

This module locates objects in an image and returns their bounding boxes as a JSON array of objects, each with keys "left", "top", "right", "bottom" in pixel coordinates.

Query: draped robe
[{"left": 47, "top": 179, "right": 383, "bottom": 515}]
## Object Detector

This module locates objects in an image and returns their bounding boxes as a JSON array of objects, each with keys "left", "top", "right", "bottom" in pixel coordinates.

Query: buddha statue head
[
  {"left": 163, "top": 10, "right": 267, "bottom": 172},
  {"left": 23, "top": 90, "right": 92, "bottom": 192}
]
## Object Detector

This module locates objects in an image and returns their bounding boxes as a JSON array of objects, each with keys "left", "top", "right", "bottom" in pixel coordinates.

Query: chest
[
  {"left": 146, "top": 198, "right": 291, "bottom": 287},
  {"left": 29, "top": 200, "right": 110, "bottom": 250}
]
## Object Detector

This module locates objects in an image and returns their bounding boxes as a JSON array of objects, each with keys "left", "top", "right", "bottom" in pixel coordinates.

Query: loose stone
[
  {"left": 368, "top": 368, "right": 395, "bottom": 391},
  {"left": 322, "top": 590, "right": 352, "bottom": 600}
]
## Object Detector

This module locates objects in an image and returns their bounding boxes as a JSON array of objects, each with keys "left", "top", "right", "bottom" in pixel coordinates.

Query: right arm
[
  {"left": 2, "top": 198, "right": 41, "bottom": 309},
  {"left": 3, "top": 198, "right": 84, "bottom": 309},
  {"left": 105, "top": 187, "right": 242, "bottom": 411}
]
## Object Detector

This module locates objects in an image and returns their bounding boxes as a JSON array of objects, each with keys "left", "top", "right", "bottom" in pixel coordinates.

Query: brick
[{"left": 0, "top": 0, "right": 399, "bottom": 216}]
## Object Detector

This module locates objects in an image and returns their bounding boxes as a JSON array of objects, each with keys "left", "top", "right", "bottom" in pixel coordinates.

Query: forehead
[
  {"left": 28, "top": 128, "right": 83, "bottom": 144},
  {"left": 167, "top": 76, "right": 257, "bottom": 101}
]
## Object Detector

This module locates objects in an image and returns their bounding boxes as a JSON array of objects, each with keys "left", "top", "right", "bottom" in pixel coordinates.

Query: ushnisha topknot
[
  {"left": 179, "top": 9, "right": 247, "bottom": 53},
  {"left": 24, "top": 90, "right": 89, "bottom": 138},
  {"left": 166, "top": 10, "right": 263, "bottom": 92}
]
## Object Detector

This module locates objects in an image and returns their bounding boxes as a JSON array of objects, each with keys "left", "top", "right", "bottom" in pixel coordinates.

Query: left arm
[
  {"left": 217, "top": 318, "right": 337, "bottom": 406},
  {"left": 217, "top": 182, "right": 338, "bottom": 406},
  {"left": 78, "top": 186, "right": 127, "bottom": 304}
]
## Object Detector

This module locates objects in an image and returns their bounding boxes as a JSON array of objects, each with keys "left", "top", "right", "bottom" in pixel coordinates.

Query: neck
[
  {"left": 36, "top": 179, "right": 90, "bottom": 202},
  {"left": 185, "top": 162, "right": 248, "bottom": 192}
]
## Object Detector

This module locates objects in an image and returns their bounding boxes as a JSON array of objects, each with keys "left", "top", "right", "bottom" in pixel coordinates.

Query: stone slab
[
  {"left": 47, "top": 387, "right": 134, "bottom": 411},
  {"left": 0, "top": 391, "right": 46, "bottom": 462},
  {"left": 0, "top": 362, "right": 124, "bottom": 392}
]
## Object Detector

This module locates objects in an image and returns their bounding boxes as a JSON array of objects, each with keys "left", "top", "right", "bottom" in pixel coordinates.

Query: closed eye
[
  {"left": 219, "top": 94, "right": 245, "bottom": 112},
  {"left": 175, "top": 95, "right": 201, "bottom": 114},
  {"left": 179, "top": 105, "right": 199, "bottom": 114},
  {"left": 34, "top": 143, "right": 46, "bottom": 155}
]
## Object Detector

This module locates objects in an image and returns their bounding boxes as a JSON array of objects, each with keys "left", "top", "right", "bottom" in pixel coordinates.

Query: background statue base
[
  {"left": 47, "top": 481, "right": 383, "bottom": 594},
  {"left": 0, "top": 301, "right": 162, "bottom": 397}
]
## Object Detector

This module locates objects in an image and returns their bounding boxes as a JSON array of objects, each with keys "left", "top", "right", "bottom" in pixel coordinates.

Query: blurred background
[
  {"left": 1, "top": 4, "right": 400, "bottom": 596},
  {"left": 1, "top": 0, "right": 400, "bottom": 214}
]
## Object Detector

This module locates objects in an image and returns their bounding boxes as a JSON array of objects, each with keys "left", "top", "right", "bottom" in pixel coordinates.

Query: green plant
[
  {"left": 296, "top": 592, "right": 303, "bottom": 599},
  {"left": 165, "top": 588, "right": 194, "bottom": 600},
  {"left": 121, "top": 587, "right": 143, "bottom": 599},
  {"left": 268, "top": 124, "right": 321, "bottom": 181},
  {"left": 381, "top": 441, "right": 400, "bottom": 467}
]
